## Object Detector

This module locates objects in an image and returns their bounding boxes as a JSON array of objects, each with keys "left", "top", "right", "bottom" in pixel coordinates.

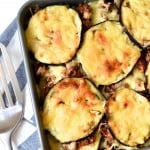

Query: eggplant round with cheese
[
  {"left": 42, "top": 78, "right": 105, "bottom": 143},
  {"left": 121, "top": 0, "right": 150, "bottom": 47},
  {"left": 107, "top": 88, "right": 150, "bottom": 147},
  {"left": 25, "top": 5, "right": 82, "bottom": 64},
  {"left": 77, "top": 21, "right": 141, "bottom": 86}
]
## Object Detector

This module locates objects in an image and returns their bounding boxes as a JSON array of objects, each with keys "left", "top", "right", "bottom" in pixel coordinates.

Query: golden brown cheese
[
  {"left": 42, "top": 78, "right": 105, "bottom": 143},
  {"left": 25, "top": 5, "right": 81, "bottom": 64},
  {"left": 77, "top": 21, "right": 141, "bottom": 85},
  {"left": 121, "top": 0, "right": 150, "bottom": 47},
  {"left": 107, "top": 88, "right": 150, "bottom": 146}
]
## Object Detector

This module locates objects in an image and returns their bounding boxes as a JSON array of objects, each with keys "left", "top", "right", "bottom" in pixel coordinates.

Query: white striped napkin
[{"left": 0, "top": 19, "right": 41, "bottom": 150}]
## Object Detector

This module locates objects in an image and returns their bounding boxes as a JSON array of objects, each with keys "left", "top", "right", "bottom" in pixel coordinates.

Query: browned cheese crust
[
  {"left": 107, "top": 88, "right": 150, "bottom": 146},
  {"left": 26, "top": 6, "right": 82, "bottom": 64},
  {"left": 42, "top": 78, "right": 105, "bottom": 143}
]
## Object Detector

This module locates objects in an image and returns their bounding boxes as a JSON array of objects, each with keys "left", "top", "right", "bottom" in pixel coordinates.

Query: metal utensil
[{"left": 0, "top": 43, "right": 24, "bottom": 150}]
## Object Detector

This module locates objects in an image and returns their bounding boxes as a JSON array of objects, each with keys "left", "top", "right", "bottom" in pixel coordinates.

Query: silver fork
[{"left": 0, "top": 43, "right": 24, "bottom": 150}]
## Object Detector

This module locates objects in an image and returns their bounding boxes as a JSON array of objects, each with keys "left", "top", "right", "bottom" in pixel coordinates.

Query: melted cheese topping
[
  {"left": 107, "top": 88, "right": 150, "bottom": 146},
  {"left": 25, "top": 5, "right": 81, "bottom": 64},
  {"left": 121, "top": 0, "right": 150, "bottom": 47},
  {"left": 77, "top": 21, "right": 141, "bottom": 85},
  {"left": 121, "top": 70, "right": 145, "bottom": 91},
  {"left": 43, "top": 78, "right": 105, "bottom": 143},
  {"left": 47, "top": 65, "right": 66, "bottom": 83},
  {"left": 88, "top": 1, "right": 119, "bottom": 25},
  {"left": 120, "top": 61, "right": 146, "bottom": 91}
]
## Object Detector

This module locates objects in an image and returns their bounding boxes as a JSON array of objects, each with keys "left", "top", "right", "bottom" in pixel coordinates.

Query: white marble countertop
[{"left": 0, "top": 0, "right": 28, "bottom": 35}]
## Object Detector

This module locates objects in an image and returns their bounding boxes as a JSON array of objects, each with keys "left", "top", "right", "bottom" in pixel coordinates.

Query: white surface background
[{"left": 0, "top": 0, "right": 28, "bottom": 35}]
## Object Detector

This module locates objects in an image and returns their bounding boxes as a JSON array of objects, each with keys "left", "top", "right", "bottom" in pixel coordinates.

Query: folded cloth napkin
[{"left": 0, "top": 18, "right": 41, "bottom": 150}]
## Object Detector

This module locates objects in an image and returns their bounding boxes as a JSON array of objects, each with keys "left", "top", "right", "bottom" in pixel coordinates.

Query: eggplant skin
[
  {"left": 107, "top": 88, "right": 150, "bottom": 147},
  {"left": 77, "top": 21, "right": 141, "bottom": 86},
  {"left": 121, "top": 0, "right": 150, "bottom": 47},
  {"left": 62, "top": 129, "right": 101, "bottom": 150},
  {"left": 42, "top": 78, "right": 105, "bottom": 143},
  {"left": 25, "top": 5, "right": 82, "bottom": 64}
]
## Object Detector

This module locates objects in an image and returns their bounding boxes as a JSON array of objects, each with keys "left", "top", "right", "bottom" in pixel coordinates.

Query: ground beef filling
[{"left": 76, "top": 3, "right": 92, "bottom": 30}]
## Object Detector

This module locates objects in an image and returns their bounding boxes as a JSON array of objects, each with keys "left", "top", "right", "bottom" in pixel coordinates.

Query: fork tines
[{"left": 0, "top": 43, "right": 22, "bottom": 108}]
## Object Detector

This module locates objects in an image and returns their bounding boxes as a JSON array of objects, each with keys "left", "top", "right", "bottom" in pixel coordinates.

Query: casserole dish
[{"left": 17, "top": 0, "right": 150, "bottom": 149}]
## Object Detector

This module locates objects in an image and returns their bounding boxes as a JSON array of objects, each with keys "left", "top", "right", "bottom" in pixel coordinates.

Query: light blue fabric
[
  {"left": 0, "top": 19, "right": 41, "bottom": 149},
  {"left": 0, "top": 18, "right": 17, "bottom": 46}
]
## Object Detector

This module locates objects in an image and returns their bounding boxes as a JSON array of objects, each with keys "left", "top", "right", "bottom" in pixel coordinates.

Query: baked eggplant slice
[
  {"left": 42, "top": 78, "right": 105, "bottom": 143},
  {"left": 107, "top": 88, "right": 150, "bottom": 147},
  {"left": 121, "top": 0, "right": 150, "bottom": 47},
  {"left": 25, "top": 5, "right": 81, "bottom": 64},
  {"left": 77, "top": 21, "right": 141, "bottom": 85}
]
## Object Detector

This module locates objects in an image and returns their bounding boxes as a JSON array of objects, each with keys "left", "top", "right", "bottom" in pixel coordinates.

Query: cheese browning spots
[
  {"left": 42, "top": 78, "right": 105, "bottom": 143},
  {"left": 77, "top": 21, "right": 141, "bottom": 85},
  {"left": 107, "top": 88, "right": 150, "bottom": 147},
  {"left": 26, "top": 5, "right": 82, "bottom": 64}
]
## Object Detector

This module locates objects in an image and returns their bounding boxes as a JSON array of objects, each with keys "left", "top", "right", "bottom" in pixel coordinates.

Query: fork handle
[{"left": 0, "top": 132, "right": 12, "bottom": 150}]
